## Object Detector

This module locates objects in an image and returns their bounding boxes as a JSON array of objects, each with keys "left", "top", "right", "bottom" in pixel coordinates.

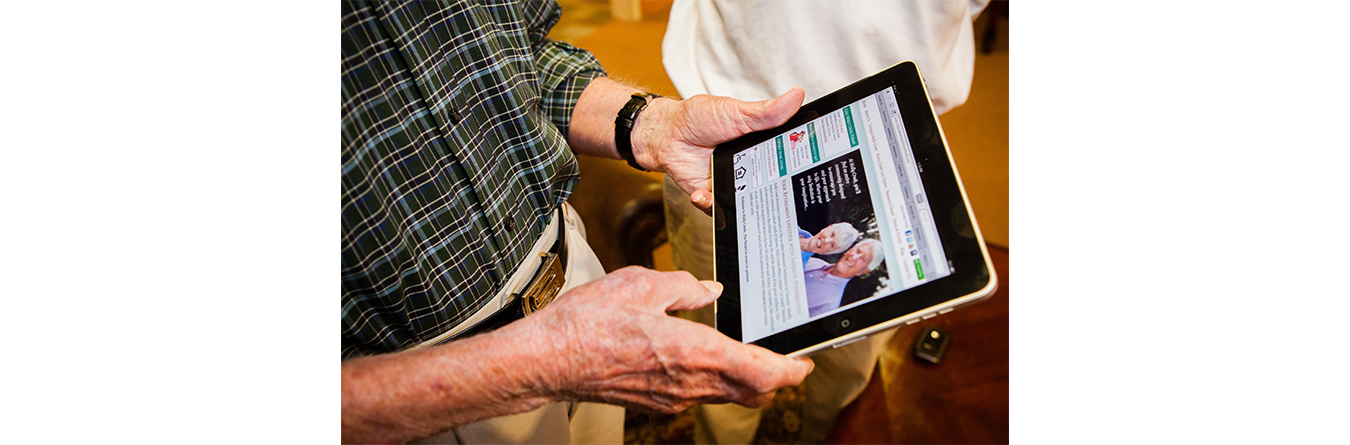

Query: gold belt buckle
[{"left": 518, "top": 251, "right": 565, "bottom": 316}]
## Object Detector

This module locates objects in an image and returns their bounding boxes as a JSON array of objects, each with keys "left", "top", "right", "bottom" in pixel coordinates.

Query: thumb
[
  {"left": 666, "top": 280, "right": 723, "bottom": 312},
  {"left": 739, "top": 86, "right": 804, "bottom": 132},
  {"left": 689, "top": 189, "right": 713, "bottom": 212}
]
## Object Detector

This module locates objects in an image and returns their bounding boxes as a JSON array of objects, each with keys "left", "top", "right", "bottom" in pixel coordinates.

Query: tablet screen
[{"left": 729, "top": 87, "right": 952, "bottom": 343}]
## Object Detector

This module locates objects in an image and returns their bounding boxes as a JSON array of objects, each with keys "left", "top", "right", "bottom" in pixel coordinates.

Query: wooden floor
[
  {"left": 550, "top": 2, "right": 1010, "bottom": 443},
  {"left": 826, "top": 245, "right": 1009, "bottom": 444}
]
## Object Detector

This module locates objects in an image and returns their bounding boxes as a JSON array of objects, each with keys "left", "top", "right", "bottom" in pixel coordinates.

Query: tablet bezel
[{"left": 711, "top": 61, "right": 998, "bottom": 357}]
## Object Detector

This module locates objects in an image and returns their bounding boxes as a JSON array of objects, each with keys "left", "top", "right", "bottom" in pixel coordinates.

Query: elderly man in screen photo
[
  {"left": 804, "top": 238, "right": 885, "bottom": 317},
  {"left": 797, "top": 222, "right": 860, "bottom": 267}
]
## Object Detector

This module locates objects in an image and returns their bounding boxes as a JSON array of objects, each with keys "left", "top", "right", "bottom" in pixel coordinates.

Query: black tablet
[{"left": 711, "top": 61, "right": 998, "bottom": 357}]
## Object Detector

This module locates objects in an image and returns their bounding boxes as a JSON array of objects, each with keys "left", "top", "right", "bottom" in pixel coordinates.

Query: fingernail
[
  {"left": 700, "top": 280, "right": 724, "bottom": 295},
  {"left": 797, "top": 357, "right": 815, "bottom": 374},
  {"left": 694, "top": 192, "right": 711, "bottom": 206}
]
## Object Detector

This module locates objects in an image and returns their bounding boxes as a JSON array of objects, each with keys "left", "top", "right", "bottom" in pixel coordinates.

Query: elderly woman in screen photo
[{"left": 797, "top": 222, "right": 860, "bottom": 267}]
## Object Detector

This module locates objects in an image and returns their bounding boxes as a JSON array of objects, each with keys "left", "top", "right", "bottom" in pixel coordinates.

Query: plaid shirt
[{"left": 341, "top": 0, "right": 605, "bottom": 359}]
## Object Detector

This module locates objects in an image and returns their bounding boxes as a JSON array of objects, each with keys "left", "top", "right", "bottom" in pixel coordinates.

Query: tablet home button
[{"left": 839, "top": 318, "right": 852, "bottom": 328}]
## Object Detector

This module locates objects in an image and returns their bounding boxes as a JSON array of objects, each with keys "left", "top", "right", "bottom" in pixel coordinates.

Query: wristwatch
[{"left": 614, "top": 92, "right": 661, "bottom": 171}]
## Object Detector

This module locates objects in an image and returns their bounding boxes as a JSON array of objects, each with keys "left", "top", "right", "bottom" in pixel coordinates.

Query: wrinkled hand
[
  {"left": 521, "top": 266, "right": 814, "bottom": 414},
  {"left": 631, "top": 88, "right": 805, "bottom": 213}
]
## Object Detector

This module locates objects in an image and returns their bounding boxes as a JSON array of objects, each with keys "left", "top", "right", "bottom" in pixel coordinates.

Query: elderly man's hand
[
  {"left": 520, "top": 266, "right": 814, "bottom": 413},
  {"left": 339, "top": 266, "right": 812, "bottom": 444},
  {"left": 630, "top": 88, "right": 805, "bottom": 213}
]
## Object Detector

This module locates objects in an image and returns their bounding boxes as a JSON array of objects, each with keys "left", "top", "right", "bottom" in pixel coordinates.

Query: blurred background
[{"left": 549, "top": 1, "right": 1008, "bottom": 443}]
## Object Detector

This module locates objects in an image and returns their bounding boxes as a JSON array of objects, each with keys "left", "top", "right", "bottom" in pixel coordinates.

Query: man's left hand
[{"left": 630, "top": 87, "right": 805, "bottom": 213}]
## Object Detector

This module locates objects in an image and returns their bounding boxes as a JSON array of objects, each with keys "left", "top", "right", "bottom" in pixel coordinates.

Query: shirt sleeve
[{"left": 519, "top": 0, "right": 608, "bottom": 140}]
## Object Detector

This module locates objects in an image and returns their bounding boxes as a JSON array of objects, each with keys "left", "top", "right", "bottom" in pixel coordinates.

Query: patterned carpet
[{"left": 624, "top": 384, "right": 807, "bottom": 445}]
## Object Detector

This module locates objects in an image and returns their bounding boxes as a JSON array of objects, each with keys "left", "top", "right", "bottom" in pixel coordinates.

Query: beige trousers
[
  {"left": 414, "top": 203, "right": 623, "bottom": 444},
  {"left": 664, "top": 176, "right": 895, "bottom": 444}
]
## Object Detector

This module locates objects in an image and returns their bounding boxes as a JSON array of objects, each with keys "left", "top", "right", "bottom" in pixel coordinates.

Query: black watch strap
[{"left": 615, "top": 92, "right": 660, "bottom": 171}]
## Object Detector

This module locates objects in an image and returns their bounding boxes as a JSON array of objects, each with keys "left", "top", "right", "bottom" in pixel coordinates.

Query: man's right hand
[
  {"left": 521, "top": 266, "right": 814, "bottom": 414},
  {"left": 341, "top": 266, "right": 812, "bottom": 444}
]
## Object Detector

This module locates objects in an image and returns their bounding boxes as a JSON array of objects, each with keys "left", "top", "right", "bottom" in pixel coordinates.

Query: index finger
[
  {"left": 727, "top": 343, "right": 815, "bottom": 394},
  {"left": 686, "top": 327, "right": 815, "bottom": 395}
]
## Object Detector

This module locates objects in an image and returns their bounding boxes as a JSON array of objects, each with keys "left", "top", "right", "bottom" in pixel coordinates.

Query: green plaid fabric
[{"left": 341, "top": 0, "right": 605, "bottom": 359}]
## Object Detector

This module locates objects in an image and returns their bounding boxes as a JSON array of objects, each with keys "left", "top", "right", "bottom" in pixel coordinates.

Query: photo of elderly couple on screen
[{"left": 792, "top": 150, "right": 890, "bottom": 318}]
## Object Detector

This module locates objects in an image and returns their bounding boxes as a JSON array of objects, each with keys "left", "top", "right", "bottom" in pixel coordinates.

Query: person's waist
[{"left": 411, "top": 206, "right": 569, "bottom": 348}]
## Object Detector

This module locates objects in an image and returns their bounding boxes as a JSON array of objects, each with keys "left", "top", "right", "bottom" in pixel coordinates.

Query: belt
[{"left": 437, "top": 207, "right": 569, "bottom": 344}]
